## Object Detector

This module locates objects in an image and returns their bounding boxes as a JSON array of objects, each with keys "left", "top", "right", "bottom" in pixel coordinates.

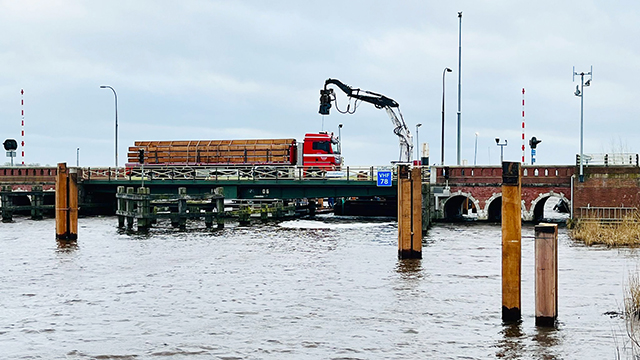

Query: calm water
[{"left": 1, "top": 215, "right": 637, "bottom": 359}]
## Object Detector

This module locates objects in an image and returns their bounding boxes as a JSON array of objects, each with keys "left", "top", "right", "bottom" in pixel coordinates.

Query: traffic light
[
  {"left": 138, "top": 149, "right": 145, "bottom": 164},
  {"left": 529, "top": 136, "right": 541, "bottom": 149},
  {"left": 529, "top": 137, "right": 542, "bottom": 164},
  {"left": 3, "top": 139, "right": 17, "bottom": 151}
]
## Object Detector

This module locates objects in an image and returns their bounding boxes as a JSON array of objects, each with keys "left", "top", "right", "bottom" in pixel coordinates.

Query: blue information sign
[
  {"left": 531, "top": 149, "right": 536, "bottom": 164},
  {"left": 377, "top": 171, "right": 392, "bottom": 187}
]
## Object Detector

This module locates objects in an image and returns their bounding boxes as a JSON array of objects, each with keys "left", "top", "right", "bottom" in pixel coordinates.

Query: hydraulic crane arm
[
  {"left": 321, "top": 78, "right": 399, "bottom": 109},
  {"left": 319, "top": 78, "right": 413, "bottom": 163}
]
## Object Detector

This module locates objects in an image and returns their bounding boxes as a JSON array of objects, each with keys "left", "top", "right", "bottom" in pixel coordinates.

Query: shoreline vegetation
[
  {"left": 569, "top": 214, "right": 640, "bottom": 247},
  {"left": 570, "top": 214, "right": 640, "bottom": 352},
  {"left": 625, "top": 269, "right": 640, "bottom": 354}
]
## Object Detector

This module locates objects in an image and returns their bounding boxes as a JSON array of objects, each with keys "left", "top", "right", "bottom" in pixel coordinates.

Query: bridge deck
[{"left": 79, "top": 165, "right": 401, "bottom": 200}]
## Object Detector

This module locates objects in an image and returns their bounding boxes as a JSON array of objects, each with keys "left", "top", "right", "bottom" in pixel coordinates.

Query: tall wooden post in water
[
  {"left": 55, "top": 163, "right": 78, "bottom": 241},
  {"left": 501, "top": 161, "right": 521, "bottom": 322},
  {"left": 398, "top": 165, "right": 422, "bottom": 259},
  {"left": 535, "top": 223, "right": 558, "bottom": 327}
]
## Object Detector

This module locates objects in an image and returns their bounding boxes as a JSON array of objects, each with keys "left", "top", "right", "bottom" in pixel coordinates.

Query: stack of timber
[{"left": 127, "top": 139, "right": 296, "bottom": 165}]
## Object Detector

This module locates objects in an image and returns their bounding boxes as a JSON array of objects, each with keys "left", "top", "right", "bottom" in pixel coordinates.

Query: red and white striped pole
[
  {"left": 521, "top": 88, "right": 525, "bottom": 165},
  {"left": 21, "top": 89, "right": 25, "bottom": 165}
]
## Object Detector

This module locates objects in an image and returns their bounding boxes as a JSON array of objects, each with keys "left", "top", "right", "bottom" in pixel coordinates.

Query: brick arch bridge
[{"left": 432, "top": 165, "right": 574, "bottom": 221}]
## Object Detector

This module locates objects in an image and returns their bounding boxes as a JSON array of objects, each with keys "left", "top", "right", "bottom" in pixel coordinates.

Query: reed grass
[
  {"left": 627, "top": 271, "right": 640, "bottom": 319},
  {"left": 625, "top": 269, "right": 640, "bottom": 353},
  {"left": 570, "top": 212, "right": 640, "bottom": 247}
]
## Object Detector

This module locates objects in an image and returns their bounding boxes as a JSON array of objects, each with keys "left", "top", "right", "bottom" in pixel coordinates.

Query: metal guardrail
[
  {"left": 81, "top": 167, "right": 127, "bottom": 181},
  {"left": 578, "top": 206, "right": 638, "bottom": 222},
  {"left": 81, "top": 165, "right": 413, "bottom": 182},
  {"left": 576, "top": 153, "right": 639, "bottom": 166}
]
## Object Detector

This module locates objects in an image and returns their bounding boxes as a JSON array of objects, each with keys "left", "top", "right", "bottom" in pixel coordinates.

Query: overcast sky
[{"left": 1, "top": 0, "right": 639, "bottom": 167}]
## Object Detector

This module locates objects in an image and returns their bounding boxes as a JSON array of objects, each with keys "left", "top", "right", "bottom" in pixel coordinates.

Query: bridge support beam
[
  {"left": 215, "top": 187, "right": 225, "bottom": 229},
  {"left": 238, "top": 205, "right": 250, "bottom": 226},
  {"left": 421, "top": 183, "right": 432, "bottom": 232},
  {"left": 31, "top": 185, "right": 44, "bottom": 220},
  {"left": 1, "top": 185, "right": 13, "bottom": 223},
  {"left": 137, "top": 187, "right": 151, "bottom": 232},
  {"left": 55, "top": 163, "right": 78, "bottom": 241},
  {"left": 126, "top": 187, "right": 135, "bottom": 230},
  {"left": 502, "top": 161, "right": 521, "bottom": 322},
  {"left": 117, "top": 186, "right": 126, "bottom": 228},
  {"left": 398, "top": 165, "right": 422, "bottom": 259}
]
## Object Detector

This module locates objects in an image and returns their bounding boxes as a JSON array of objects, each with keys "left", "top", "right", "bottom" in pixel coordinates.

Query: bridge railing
[
  {"left": 81, "top": 165, "right": 400, "bottom": 182},
  {"left": 433, "top": 165, "right": 575, "bottom": 184},
  {"left": 81, "top": 167, "right": 127, "bottom": 181},
  {"left": 577, "top": 153, "right": 639, "bottom": 167},
  {"left": 578, "top": 206, "right": 638, "bottom": 222}
]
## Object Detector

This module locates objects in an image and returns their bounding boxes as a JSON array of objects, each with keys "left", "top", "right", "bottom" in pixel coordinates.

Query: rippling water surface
[{"left": 1, "top": 215, "right": 637, "bottom": 359}]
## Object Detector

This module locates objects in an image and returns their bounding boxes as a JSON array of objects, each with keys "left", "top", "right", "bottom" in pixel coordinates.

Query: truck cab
[{"left": 302, "top": 132, "right": 341, "bottom": 170}]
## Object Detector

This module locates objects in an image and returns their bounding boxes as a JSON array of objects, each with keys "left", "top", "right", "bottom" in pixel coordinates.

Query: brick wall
[{"left": 573, "top": 166, "right": 640, "bottom": 211}]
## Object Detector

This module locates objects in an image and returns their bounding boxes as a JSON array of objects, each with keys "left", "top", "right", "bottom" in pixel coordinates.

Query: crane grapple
[{"left": 319, "top": 78, "right": 413, "bottom": 162}]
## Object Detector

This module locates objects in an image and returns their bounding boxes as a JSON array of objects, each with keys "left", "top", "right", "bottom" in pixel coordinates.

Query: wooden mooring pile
[{"left": 116, "top": 186, "right": 297, "bottom": 232}]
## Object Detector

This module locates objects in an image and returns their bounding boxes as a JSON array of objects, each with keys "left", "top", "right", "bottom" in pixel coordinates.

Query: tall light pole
[
  {"left": 415, "top": 123, "right": 422, "bottom": 162},
  {"left": 100, "top": 85, "right": 118, "bottom": 169},
  {"left": 456, "top": 11, "right": 463, "bottom": 165},
  {"left": 573, "top": 66, "right": 592, "bottom": 183},
  {"left": 441, "top": 67, "right": 452, "bottom": 165},
  {"left": 474, "top": 132, "right": 479, "bottom": 165},
  {"left": 496, "top": 138, "right": 507, "bottom": 163}
]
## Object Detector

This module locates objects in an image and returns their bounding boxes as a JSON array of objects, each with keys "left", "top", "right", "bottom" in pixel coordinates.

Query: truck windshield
[{"left": 312, "top": 141, "right": 331, "bottom": 153}]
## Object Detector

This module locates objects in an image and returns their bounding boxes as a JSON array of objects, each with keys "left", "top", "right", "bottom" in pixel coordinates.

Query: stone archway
[
  {"left": 484, "top": 193, "right": 502, "bottom": 222},
  {"left": 529, "top": 191, "right": 571, "bottom": 222},
  {"left": 484, "top": 192, "right": 528, "bottom": 221},
  {"left": 442, "top": 191, "right": 481, "bottom": 221}
]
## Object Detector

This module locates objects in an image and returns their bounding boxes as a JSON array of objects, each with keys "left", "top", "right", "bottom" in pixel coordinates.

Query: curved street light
[
  {"left": 100, "top": 85, "right": 118, "bottom": 169},
  {"left": 573, "top": 66, "right": 592, "bottom": 183},
  {"left": 441, "top": 67, "right": 452, "bottom": 165}
]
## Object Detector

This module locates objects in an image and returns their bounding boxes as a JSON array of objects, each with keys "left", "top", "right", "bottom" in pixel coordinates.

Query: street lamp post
[
  {"left": 496, "top": 138, "right": 507, "bottom": 163},
  {"left": 474, "top": 132, "right": 479, "bottom": 165},
  {"left": 441, "top": 67, "right": 452, "bottom": 165},
  {"left": 573, "top": 66, "right": 592, "bottom": 183},
  {"left": 456, "top": 11, "right": 463, "bottom": 165},
  {"left": 100, "top": 85, "right": 118, "bottom": 170},
  {"left": 415, "top": 123, "right": 422, "bottom": 162}
]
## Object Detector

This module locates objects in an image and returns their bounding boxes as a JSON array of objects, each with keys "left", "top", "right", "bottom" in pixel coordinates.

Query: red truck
[{"left": 127, "top": 132, "right": 341, "bottom": 170}]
